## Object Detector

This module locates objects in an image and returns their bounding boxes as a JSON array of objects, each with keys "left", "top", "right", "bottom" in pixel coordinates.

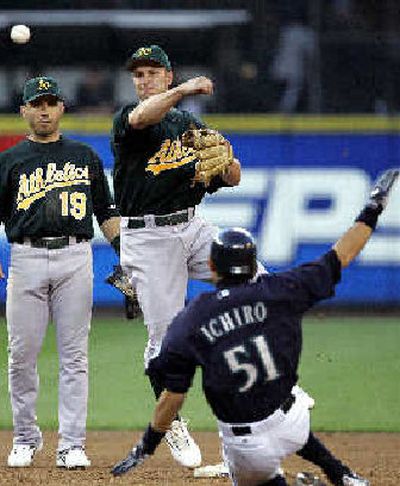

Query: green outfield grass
[{"left": 0, "top": 316, "right": 399, "bottom": 432}]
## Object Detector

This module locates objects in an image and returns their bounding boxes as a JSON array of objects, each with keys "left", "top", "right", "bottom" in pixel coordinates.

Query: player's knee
[
  {"left": 8, "top": 346, "right": 39, "bottom": 368},
  {"left": 8, "top": 355, "right": 35, "bottom": 371},
  {"left": 59, "top": 350, "right": 88, "bottom": 373},
  {"left": 145, "top": 356, "right": 165, "bottom": 398}
]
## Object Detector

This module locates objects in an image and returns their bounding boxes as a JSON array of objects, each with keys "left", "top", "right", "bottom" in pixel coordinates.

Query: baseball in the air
[{"left": 10, "top": 25, "right": 31, "bottom": 44}]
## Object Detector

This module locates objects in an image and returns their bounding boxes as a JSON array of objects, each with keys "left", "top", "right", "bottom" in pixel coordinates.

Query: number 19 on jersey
[{"left": 59, "top": 191, "right": 87, "bottom": 221}]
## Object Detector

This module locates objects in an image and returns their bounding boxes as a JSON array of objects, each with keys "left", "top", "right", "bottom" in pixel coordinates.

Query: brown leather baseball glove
[{"left": 181, "top": 128, "right": 234, "bottom": 186}]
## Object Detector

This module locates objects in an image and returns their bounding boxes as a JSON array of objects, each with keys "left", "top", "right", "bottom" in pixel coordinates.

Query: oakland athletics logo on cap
[
  {"left": 135, "top": 47, "right": 152, "bottom": 57},
  {"left": 127, "top": 45, "right": 172, "bottom": 71},
  {"left": 23, "top": 76, "right": 63, "bottom": 103},
  {"left": 38, "top": 78, "right": 51, "bottom": 90}
]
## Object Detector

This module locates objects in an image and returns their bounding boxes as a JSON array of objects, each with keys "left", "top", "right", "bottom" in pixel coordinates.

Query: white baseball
[{"left": 10, "top": 25, "right": 31, "bottom": 44}]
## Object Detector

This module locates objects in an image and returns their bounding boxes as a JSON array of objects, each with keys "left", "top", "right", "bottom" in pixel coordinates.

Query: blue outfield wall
[{"left": 1, "top": 132, "right": 399, "bottom": 305}]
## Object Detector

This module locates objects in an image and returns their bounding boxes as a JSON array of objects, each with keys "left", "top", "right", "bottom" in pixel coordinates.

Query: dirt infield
[{"left": 0, "top": 431, "right": 398, "bottom": 485}]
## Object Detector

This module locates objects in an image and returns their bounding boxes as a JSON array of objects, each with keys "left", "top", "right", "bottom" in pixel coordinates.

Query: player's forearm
[
  {"left": 100, "top": 216, "right": 121, "bottom": 256},
  {"left": 100, "top": 216, "right": 120, "bottom": 243},
  {"left": 222, "top": 158, "right": 241, "bottom": 186},
  {"left": 151, "top": 390, "right": 186, "bottom": 433},
  {"left": 332, "top": 222, "right": 372, "bottom": 268},
  {"left": 128, "top": 88, "right": 183, "bottom": 129},
  {"left": 334, "top": 169, "right": 399, "bottom": 268}
]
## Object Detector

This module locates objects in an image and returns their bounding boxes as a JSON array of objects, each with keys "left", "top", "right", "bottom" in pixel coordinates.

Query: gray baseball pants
[
  {"left": 120, "top": 214, "right": 218, "bottom": 368},
  {"left": 7, "top": 241, "right": 92, "bottom": 451}
]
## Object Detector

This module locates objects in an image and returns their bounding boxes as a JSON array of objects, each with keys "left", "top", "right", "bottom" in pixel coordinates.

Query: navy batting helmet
[{"left": 210, "top": 227, "right": 257, "bottom": 281}]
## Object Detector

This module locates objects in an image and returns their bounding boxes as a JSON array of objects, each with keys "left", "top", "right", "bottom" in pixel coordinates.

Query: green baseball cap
[
  {"left": 23, "top": 76, "right": 63, "bottom": 104},
  {"left": 127, "top": 45, "right": 172, "bottom": 71}
]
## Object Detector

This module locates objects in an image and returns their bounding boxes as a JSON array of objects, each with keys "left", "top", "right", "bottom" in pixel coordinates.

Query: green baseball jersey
[
  {"left": 111, "top": 102, "right": 229, "bottom": 216},
  {"left": 0, "top": 137, "right": 118, "bottom": 242}
]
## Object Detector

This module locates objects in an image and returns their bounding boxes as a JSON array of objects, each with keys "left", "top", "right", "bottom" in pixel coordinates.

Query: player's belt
[
  {"left": 230, "top": 394, "right": 296, "bottom": 436},
  {"left": 17, "top": 236, "right": 89, "bottom": 250},
  {"left": 127, "top": 208, "right": 195, "bottom": 229}
]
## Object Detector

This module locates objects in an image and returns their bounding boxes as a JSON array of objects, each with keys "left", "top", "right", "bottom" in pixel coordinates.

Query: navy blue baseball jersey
[{"left": 156, "top": 250, "right": 341, "bottom": 424}]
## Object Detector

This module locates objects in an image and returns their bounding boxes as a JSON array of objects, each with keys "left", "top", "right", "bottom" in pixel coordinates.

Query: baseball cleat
[
  {"left": 194, "top": 462, "right": 230, "bottom": 478},
  {"left": 342, "top": 472, "right": 370, "bottom": 486},
  {"left": 165, "top": 418, "right": 202, "bottom": 468},
  {"left": 7, "top": 439, "right": 43, "bottom": 467},
  {"left": 111, "top": 444, "right": 148, "bottom": 477},
  {"left": 56, "top": 446, "right": 91, "bottom": 469},
  {"left": 294, "top": 472, "right": 327, "bottom": 485}
]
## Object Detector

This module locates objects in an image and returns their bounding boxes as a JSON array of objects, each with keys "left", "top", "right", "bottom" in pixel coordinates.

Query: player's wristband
[
  {"left": 355, "top": 204, "right": 382, "bottom": 230},
  {"left": 111, "top": 235, "right": 120, "bottom": 256},
  {"left": 142, "top": 423, "right": 165, "bottom": 455}
]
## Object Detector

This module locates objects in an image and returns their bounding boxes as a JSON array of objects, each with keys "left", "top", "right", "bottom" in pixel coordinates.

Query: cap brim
[
  {"left": 126, "top": 58, "right": 169, "bottom": 71},
  {"left": 25, "top": 93, "right": 63, "bottom": 104}
]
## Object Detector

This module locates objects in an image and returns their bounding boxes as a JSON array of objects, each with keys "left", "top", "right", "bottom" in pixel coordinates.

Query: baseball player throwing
[
  {"left": 0, "top": 77, "right": 120, "bottom": 469},
  {"left": 111, "top": 44, "right": 240, "bottom": 467},
  {"left": 111, "top": 168, "right": 398, "bottom": 485}
]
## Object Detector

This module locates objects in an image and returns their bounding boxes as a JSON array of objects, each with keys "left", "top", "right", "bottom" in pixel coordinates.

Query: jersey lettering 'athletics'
[
  {"left": 0, "top": 137, "right": 116, "bottom": 241},
  {"left": 112, "top": 102, "right": 227, "bottom": 216}
]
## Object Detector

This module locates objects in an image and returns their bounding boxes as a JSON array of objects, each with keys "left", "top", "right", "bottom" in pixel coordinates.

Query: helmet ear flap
[{"left": 210, "top": 227, "right": 257, "bottom": 281}]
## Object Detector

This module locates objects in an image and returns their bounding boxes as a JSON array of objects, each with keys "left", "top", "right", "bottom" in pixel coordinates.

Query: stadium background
[
  {"left": 1, "top": 119, "right": 399, "bottom": 306},
  {"left": 0, "top": 2, "right": 399, "bottom": 484},
  {"left": 1, "top": 0, "right": 400, "bottom": 308}
]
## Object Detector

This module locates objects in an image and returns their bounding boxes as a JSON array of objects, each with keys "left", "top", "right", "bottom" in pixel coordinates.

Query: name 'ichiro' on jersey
[{"left": 156, "top": 250, "right": 341, "bottom": 424}]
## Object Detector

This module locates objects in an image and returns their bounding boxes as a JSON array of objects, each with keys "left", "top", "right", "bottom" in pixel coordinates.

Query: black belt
[
  {"left": 15, "top": 236, "right": 88, "bottom": 250},
  {"left": 231, "top": 394, "right": 296, "bottom": 436},
  {"left": 127, "top": 209, "right": 194, "bottom": 229}
]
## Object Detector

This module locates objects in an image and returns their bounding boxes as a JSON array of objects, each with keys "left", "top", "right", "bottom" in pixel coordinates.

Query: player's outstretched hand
[
  {"left": 111, "top": 443, "right": 148, "bottom": 477},
  {"left": 369, "top": 168, "right": 399, "bottom": 211},
  {"left": 111, "top": 425, "right": 164, "bottom": 477}
]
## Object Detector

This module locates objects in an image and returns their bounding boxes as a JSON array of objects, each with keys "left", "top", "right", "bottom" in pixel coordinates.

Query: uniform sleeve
[
  {"left": 90, "top": 151, "right": 119, "bottom": 226},
  {"left": 112, "top": 104, "right": 135, "bottom": 140},
  {"left": 112, "top": 104, "right": 162, "bottom": 146},
  {"left": 205, "top": 175, "right": 230, "bottom": 194},
  {"left": 186, "top": 112, "right": 206, "bottom": 130},
  {"left": 156, "top": 310, "right": 198, "bottom": 394},
  {"left": 277, "top": 250, "right": 342, "bottom": 312}
]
